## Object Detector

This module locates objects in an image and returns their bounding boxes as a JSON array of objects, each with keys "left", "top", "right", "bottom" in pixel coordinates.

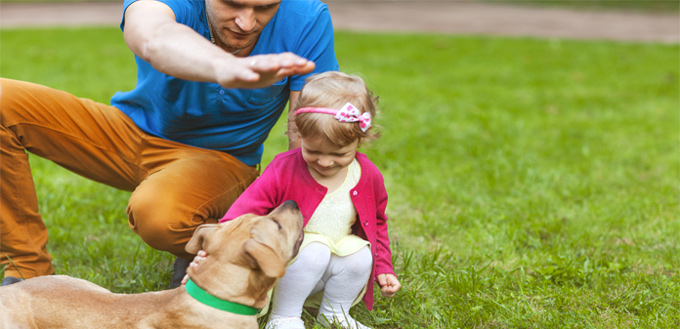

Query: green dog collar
[{"left": 185, "top": 278, "right": 260, "bottom": 316}]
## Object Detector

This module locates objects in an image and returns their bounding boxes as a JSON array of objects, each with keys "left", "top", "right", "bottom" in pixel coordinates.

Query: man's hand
[
  {"left": 217, "top": 53, "right": 316, "bottom": 89},
  {"left": 377, "top": 273, "right": 401, "bottom": 298}
]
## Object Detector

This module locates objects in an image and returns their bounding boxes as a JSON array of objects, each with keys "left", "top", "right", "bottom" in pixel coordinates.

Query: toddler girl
[{"left": 221, "top": 71, "right": 400, "bottom": 329}]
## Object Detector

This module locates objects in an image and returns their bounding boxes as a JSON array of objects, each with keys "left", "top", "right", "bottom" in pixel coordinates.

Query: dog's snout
[{"left": 282, "top": 200, "right": 299, "bottom": 210}]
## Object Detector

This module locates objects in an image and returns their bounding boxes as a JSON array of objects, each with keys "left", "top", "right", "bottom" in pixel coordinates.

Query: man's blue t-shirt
[{"left": 111, "top": 0, "right": 339, "bottom": 165}]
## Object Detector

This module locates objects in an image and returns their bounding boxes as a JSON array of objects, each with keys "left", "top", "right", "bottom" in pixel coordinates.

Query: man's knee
[
  {"left": 126, "top": 187, "right": 203, "bottom": 257},
  {"left": 125, "top": 154, "right": 256, "bottom": 256}
]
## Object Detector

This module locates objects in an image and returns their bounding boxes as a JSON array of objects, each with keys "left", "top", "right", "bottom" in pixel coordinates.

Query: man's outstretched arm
[{"left": 122, "top": 0, "right": 315, "bottom": 89}]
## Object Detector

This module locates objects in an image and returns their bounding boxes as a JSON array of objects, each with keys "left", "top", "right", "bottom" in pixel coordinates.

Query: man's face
[{"left": 206, "top": 0, "right": 281, "bottom": 55}]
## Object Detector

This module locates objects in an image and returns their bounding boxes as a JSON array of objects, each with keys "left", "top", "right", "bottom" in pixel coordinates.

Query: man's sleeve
[{"left": 120, "top": 0, "right": 193, "bottom": 31}]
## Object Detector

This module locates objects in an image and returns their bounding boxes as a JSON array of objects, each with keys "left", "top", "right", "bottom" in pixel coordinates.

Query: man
[{"left": 0, "top": 0, "right": 339, "bottom": 287}]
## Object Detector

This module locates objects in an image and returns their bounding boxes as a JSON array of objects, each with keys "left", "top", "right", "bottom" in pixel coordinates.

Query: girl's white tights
[{"left": 268, "top": 242, "right": 372, "bottom": 328}]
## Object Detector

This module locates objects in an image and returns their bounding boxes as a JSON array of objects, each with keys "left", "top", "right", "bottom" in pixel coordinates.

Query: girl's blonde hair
[{"left": 291, "top": 71, "right": 380, "bottom": 147}]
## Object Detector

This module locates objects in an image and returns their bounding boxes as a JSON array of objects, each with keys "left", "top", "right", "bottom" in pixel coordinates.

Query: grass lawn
[{"left": 1, "top": 27, "right": 678, "bottom": 328}]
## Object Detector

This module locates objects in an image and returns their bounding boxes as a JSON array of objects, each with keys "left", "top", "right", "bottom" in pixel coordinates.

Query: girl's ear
[{"left": 355, "top": 137, "right": 366, "bottom": 149}]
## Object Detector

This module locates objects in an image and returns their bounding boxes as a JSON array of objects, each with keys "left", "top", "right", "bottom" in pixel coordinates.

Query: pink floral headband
[{"left": 295, "top": 102, "right": 372, "bottom": 132}]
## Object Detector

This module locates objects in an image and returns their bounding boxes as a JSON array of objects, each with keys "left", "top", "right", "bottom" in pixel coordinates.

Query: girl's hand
[
  {"left": 377, "top": 273, "right": 401, "bottom": 298},
  {"left": 180, "top": 250, "right": 207, "bottom": 285}
]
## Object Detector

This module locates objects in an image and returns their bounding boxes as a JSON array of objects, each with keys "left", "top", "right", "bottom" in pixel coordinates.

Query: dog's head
[{"left": 184, "top": 200, "right": 304, "bottom": 308}]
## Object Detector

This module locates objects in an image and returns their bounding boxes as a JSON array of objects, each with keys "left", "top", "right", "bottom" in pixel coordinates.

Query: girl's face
[{"left": 300, "top": 136, "right": 359, "bottom": 179}]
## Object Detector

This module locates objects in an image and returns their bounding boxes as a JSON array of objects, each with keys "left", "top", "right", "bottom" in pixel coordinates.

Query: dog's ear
[
  {"left": 244, "top": 239, "right": 286, "bottom": 278},
  {"left": 185, "top": 224, "right": 219, "bottom": 254}
]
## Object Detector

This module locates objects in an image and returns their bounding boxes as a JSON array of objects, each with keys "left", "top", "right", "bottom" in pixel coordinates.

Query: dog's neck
[
  {"left": 185, "top": 279, "right": 260, "bottom": 316},
  {"left": 186, "top": 250, "right": 278, "bottom": 309}
]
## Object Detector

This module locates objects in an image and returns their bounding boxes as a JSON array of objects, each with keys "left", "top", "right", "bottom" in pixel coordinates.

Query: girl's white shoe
[
  {"left": 265, "top": 316, "right": 305, "bottom": 329},
  {"left": 316, "top": 313, "right": 372, "bottom": 329}
]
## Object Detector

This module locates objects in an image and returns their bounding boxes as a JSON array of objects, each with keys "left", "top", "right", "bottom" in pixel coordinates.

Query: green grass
[{"left": 1, "top": 27, "right": 679, "bottom": 328}]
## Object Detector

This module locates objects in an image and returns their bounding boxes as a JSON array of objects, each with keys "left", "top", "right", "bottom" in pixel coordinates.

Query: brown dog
[{"left": 0, "top": 200, "right": 304, "bottom": 329}]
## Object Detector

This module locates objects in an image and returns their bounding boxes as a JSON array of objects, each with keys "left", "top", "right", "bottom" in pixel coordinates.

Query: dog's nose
[{"left": 282, "top": 200, "right": 299, "bottom": 210}]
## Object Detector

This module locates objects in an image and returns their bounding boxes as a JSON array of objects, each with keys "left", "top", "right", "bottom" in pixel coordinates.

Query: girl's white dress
[
  {"left": 260, "top": 159, "right": 371, "bottom": 316},
  {"left": 302, "top": 159, "right": 369, "bottom": 255},
  {"left": 301, "top": 159, "right": 371, "bottom": 308}
]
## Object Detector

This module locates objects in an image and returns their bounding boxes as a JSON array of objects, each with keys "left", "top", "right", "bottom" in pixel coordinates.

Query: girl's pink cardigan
[{"left": 221, "top": 148, "right": 395, "bottom": 310}]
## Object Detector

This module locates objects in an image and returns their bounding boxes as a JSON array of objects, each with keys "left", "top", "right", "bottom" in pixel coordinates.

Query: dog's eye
[{"left": 271, "top": 218, "right": 283, "bottom": 230}]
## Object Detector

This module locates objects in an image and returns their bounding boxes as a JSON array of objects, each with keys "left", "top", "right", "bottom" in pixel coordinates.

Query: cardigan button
[
  {"left": 352, "top": 191, "right": 358, "bottom": 196},
  {"left": 364, "top": 221, "right": 368, "bottom": 226}
]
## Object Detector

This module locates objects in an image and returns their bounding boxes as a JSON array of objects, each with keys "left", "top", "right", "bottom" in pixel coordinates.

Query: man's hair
[{"left": 292, "top": 71, "right": 380, "bottom": 147}]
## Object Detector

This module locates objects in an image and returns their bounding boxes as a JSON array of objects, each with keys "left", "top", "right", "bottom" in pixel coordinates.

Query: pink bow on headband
[{"left": 295, "top": 102, "right": 372, "bottom": 132}]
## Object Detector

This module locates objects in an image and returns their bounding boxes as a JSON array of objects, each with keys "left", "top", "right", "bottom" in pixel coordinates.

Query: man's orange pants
[{"left": 0, "top": 78, "right": 259, "bottom": 279}]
